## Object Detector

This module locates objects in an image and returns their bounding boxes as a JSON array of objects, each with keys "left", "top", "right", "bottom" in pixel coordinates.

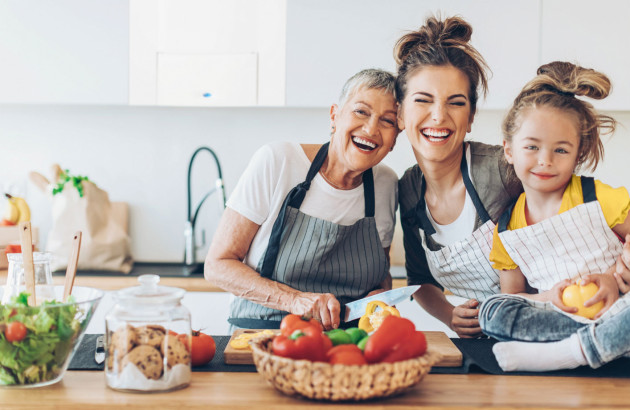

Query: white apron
[
  {"left": 415, "top": 148, "right": 501, "bottom": 301},
  {"left": 496, "top": 176, "right": 630, "bottom": 324}
]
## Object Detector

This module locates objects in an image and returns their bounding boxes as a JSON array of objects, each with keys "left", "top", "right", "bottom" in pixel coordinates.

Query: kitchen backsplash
[{"left": 2, "top": 105, "right": 629, "bottom": 263}]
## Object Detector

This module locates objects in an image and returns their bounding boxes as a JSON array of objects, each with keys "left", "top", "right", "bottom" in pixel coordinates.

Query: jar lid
[{"left": 113, "top": 274, "right": 185, "bottom": 307}]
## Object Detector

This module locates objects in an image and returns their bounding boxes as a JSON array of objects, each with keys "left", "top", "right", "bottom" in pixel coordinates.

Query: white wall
[{"left": 1, "top": 105, "right": 629, "bottom": 263}]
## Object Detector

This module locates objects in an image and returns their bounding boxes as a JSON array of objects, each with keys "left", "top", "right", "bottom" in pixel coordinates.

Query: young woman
[
  {"left": 479, "top": 61, "right": 630, "bottom": 371},
  {"left": 396, "top": 16, "right": 522, "bottom": 337}
]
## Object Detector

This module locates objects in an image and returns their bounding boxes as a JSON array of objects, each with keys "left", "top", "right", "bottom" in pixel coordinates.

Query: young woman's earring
[{"left": 330, "top": 125, "right": 336, "bottom": 136}]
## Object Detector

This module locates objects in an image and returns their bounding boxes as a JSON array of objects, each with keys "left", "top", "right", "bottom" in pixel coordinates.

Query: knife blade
[
  {"left": 343, "top": 285, "right": 420, "bottom": 322},
  {"left": 94, "top": 335, "right": 105, "bottom": 365}
]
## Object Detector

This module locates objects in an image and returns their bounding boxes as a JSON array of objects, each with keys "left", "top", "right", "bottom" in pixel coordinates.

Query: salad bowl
[{"left": 0, "top": 286, "right": 104, "bottom": 387}]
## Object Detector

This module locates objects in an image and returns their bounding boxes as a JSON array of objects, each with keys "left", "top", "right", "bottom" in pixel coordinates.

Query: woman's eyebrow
[
  {"left": 447, "top": 94, "right": 468, "bottom": 100},
  {"left": 411, "top": 92, "right": 468, "bottom": 100},
  {"left": 356, "top": 100, "right": 397, "bottom": 116}
]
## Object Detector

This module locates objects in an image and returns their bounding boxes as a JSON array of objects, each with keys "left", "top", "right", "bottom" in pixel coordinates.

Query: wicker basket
[{"left": 250, "top": 336, "right": 442, "bottom": 401}]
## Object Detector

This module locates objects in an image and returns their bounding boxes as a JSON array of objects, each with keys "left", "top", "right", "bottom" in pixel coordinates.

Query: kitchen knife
[
  {"left": 343, "top": 285, "right": 420, "bottom": 322},
  {"left": 94, "top": 335, "right": 105, "bottom": 365}
]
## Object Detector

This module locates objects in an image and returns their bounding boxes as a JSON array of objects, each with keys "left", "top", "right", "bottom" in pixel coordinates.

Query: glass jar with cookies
[{"left": 105, "top": 274, "right": 191, "bottom": 392}]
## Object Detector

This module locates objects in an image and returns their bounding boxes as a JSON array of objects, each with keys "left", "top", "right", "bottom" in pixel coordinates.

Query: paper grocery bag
[{"left": 37, "top": 171, "right": 133, "bottom": 273}]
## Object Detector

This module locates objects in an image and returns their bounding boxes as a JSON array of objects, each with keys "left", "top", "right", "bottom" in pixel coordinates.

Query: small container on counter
[
  {"left": 3, "top": 252, "right": 55, "bottom": 304},
  {"left": 105, "top": 274, "right": 191, "bottom": 392}
]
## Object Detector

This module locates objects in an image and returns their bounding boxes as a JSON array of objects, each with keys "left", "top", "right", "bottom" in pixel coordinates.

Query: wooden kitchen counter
[
  {"left": 1, "top": 370, "right": 629, "bottom": 409},
  {"left": 0, "top": 269, "right": 408, "bottom": 292}
]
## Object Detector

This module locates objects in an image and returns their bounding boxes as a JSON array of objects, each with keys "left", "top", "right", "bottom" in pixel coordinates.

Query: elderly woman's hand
[{"left": 290, "top": 292, "right": 341, "bottom": 330}]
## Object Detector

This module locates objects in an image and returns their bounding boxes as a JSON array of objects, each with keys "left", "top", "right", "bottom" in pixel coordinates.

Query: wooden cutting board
[
  {"left": 224, "top": 329, "right": 281, "bottom": 365},
  {"left": 224, "top": 329, "right": 462, "bottom": 367}
]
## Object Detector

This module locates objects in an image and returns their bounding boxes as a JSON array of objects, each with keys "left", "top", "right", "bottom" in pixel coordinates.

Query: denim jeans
[{"left": 479, "top": 294, "right": 630, "bottom": 368}]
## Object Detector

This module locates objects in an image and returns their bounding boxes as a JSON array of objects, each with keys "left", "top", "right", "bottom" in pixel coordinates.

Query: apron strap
[
  {"left": 580, "top": 176, "right": 596, "bottom": 203},
  {"left": 498, "top": 176, "right": 596, "bottom": 234},
  {"left": 363, "top": 168, "right": 375, "bottom": 217},
  {"left": 497, "top": 199, "right": 517, "bottom": 233},
  {"left": 460, "top": 145, "right": 491, "bottom": 223},
  {"left": 228, "top": 317, "right": 282, "bottom": 329},
  {"left": 414, "top": 143, "right": 490, "bottom": 234},
  {"left": 259, "top": 142, "right": 375, "bottom": 277}
]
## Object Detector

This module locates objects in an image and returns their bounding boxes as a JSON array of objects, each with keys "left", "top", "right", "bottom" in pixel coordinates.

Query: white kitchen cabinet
[
  {"left": 157, "top": 53, "right": 258, "bottom": 107},
  {"left": 285, "top": 0, "right": 540, "bottom": 109},
  {"left": 541, "top": 0, "right": 630, "bottom": 110},
  {"left": 0, "top": 0, "right": 128, "bottom": 105},
  {"left": 130, "top": 0, "right": 286, "bottom": 107}
]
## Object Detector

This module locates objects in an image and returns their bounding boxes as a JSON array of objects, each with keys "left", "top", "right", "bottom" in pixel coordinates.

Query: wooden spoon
[
  {"left": 63, "top": 231, "right": 82, "bottom": 302},
  {"left": 19, "top": 221, "right": 36, "bottom": 306}
]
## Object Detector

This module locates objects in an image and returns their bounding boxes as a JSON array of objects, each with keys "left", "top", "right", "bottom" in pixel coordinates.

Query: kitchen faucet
[{"left": 184, "top": 146, "right": 226, "bottom": 274}]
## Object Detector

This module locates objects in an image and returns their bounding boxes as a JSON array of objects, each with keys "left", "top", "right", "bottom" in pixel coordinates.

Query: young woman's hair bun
[{"left": 394, "top": 16, "right": 473, "bottom": 66}]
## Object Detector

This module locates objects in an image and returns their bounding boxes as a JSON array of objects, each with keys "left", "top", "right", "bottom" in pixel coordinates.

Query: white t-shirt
[
  {"left": 425, "top": 144, "right": 476, "bottom": 246},
  {"left": 227, "top": 142, "right": 398, "bottom": 270}
]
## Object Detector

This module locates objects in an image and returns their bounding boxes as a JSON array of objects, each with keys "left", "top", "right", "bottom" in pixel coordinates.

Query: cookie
[
  {"left": 121, "top": 345, "right": 164, "bottom": 380},
  {"left": 162, "top": 335, "right": 191, "bottom": 368},
  {"left": 135, "top": 325, "right": 166, "bottom": 349},
  {"left": 107, "top": 324, "right": 138, "bottom": 370}
]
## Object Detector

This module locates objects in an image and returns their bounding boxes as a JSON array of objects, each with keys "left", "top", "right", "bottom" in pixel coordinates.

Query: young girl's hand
[
  {"left": 614, "top": 234, "right": 630, "bottom": 294},
  {"left": 581, "top": 273, "right": 620, "bottom": 319},
  {"left": 550, "top": 279, "right": 578, "bottom": 313}
]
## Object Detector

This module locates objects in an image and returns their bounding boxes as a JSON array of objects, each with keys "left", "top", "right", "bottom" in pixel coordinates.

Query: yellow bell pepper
[{"left": 358, "top": 301, "right": 400, "bottom": 333}]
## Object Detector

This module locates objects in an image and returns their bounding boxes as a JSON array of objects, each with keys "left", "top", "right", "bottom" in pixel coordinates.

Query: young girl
[{"left": 478, "top": 61, "right": 630, "bottom": 372}]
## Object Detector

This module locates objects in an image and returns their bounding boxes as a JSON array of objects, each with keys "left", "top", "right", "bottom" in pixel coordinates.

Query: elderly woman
[
  {"left": 205, "top": 69, "right": 400, "bottom": 330},
  {"left": 395, "top": 16, "right": 522, "bottom": 338}
]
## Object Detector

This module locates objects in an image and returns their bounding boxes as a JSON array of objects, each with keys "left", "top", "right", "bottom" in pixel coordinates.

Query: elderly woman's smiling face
[{"left": 329, "top": 87, "right": 399, "bottom": 173}]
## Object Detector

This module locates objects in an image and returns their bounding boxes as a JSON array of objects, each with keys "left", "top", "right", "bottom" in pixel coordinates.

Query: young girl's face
[{"left": 504, "top": 106, "right": 580, "bottom": 196}]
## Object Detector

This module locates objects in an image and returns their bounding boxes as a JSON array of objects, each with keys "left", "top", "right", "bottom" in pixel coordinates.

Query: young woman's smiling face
[
  {"left": 504, "top": 106, "right": 580, "bottom": 197},
  {"left": 398, "top": 65, "right": 474, "bottom": 164}
]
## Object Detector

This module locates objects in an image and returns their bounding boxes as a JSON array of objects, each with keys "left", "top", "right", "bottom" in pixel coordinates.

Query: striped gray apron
[
  {"left": 228, "top": 143, "right": 389, "bottom": 329},
  {"left": 492, "top": 176, "right": 630, "bottom": 324},
  {"left": 415, "top": 147, "right": 501, "bottom": 301}
]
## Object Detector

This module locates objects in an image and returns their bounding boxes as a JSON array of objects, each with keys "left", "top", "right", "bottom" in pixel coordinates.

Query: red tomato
[
  {"left": 5, "top": 321, "right": 27, "bottom": 343},
  {"left": 327, "top": 344, "right": 367, "bottom": 365},
  {"left": 190, "top": 330, "right": 215, "bottom": 366},
  {"left": 280, "top": 314, "right": 323, "bottom": 336}
]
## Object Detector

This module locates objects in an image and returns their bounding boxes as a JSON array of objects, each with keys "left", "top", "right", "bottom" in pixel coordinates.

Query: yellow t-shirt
[{"left": 490, "top": 175, "right": 630, "bottom": 270}]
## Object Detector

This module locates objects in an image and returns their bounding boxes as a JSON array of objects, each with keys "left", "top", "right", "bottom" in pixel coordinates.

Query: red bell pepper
[
  {"left": 380, "top": 331, "right": 427, "bottom": 363},
  {"left": 280, "top": 314, "right": 323, "bottom": 337},
  {"left": 364, "top": 315, "right": 426, "bottom": 363},
  {"left": 272, "top": 325, "right": 331, "bottom": 362}
]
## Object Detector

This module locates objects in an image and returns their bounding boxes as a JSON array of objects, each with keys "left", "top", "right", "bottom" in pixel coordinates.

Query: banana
[{"left": 4, "top": 194, "right": 31, "bottom": 223}]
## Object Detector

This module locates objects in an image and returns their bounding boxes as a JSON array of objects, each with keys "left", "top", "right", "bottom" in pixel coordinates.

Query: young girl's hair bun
[{"left": 527, "top": 61, "right": 611, "bottom": 101}]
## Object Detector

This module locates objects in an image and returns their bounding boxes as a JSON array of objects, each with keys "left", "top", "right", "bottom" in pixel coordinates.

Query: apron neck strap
[
  {"left": 499, "top": 176, "right": 596, "bottom": 233},
  {"left": 460, "top": 144, "right": 491, "bottom": 223},
  {"left": 415, "top": 143, "right": 490, "bottom": 234},
  {"left": 288, "top": 142, "right": 375, "bottom": 215},
  {"left": 580, "top": 176, "right": 596, "bottom": 203}
]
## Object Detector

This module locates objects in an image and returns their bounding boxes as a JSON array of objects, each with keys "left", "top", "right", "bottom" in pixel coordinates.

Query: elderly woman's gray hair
[{"left": 338, "top": 69, "right": 396, "bottom": 107}]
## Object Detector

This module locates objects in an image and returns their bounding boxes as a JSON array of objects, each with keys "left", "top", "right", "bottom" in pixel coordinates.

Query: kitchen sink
[{"left": 52, "top": 262, "right": 205, "bottom": 278}]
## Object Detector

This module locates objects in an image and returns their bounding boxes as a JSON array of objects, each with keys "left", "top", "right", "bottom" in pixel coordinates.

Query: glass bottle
[{"left": 3, "top": 252, "right": 54, "bottom": 304}]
